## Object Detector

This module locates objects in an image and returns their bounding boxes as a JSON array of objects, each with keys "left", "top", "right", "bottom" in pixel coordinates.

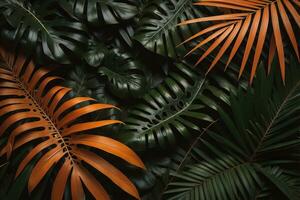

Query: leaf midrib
[
  {"left": 14, "top": 1, "right": 50, "bottom": 35},
  {"left": 16, "top": 77, "right": 74, "bottom": 161},
  {"left": 171, "top": 162, "right": 251, "bottom": 198},
  {"left": 102, "top": 67, "right": 141, "bottom": 87},
  {"left": 249, "top": 79, "right": 300, "bottom": 161},
  {"left": 140, "top": 0, "right": 192, "bottom": 45},
  {"left": 138, "top": 78, "right": 206, "bottom": 136},
  {"left": 7, "top": 63, "right": 75, "bottom": 164}
]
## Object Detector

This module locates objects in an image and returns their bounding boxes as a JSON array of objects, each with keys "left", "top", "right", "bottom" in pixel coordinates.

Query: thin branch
[
  {"left": 160, "top": 119, "right": 218, "bottom": 198},
  {"left": 0, "top": 162, "right": 8, "bottom": 168},
  {"left": 249, "top": 79, "right": 300, "bottom": 161}
]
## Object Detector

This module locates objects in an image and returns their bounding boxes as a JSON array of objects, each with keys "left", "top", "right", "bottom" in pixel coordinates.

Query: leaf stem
[
  {"left": 160, "top": 119, "right": 218, "bottom": 198},
  {"left": 0, "top": 162, "right": 8, "bottom": 168}
]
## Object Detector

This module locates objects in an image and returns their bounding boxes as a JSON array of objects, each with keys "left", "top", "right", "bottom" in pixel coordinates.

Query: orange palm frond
[
  {"left": 179, "top": 0, "right": 300, "bottom": 83},
  {"left": 0, "top": 47, "right": 145, "bottom": 200}
]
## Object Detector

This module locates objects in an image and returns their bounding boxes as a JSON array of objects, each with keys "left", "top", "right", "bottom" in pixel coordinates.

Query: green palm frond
[
  {"left": 165, "top": 57, "right": 300, "bottom": 200},
  {"left": 121, "top": 63, "right": 234, "bottom": 151},
  {"left": 134, "top": 0, "right": 204, "bottom": 58}
]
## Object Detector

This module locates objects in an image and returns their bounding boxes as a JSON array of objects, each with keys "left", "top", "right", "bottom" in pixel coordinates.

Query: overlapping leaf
[
  {"left": 134, "top": 0, "right": 203, "bottom": 58},
  {"left": 0, "top": 47, "right": 145, "bottom": 200},
  {"left": 0, "top": 0, "right": 88, "bottom": 64},
  {"left": 179, "top": 0, "right": 300, "bottom": 83},
  {"left": 98, "top": 48, "right": 148, "bottom": 99},
  {"left": 164, "top": 57, "right": 300, "bottom": 200},
  {"left": 59, "top": 0, "right": 138, "bottom": 25},
  {"left": 121, "top": 63, "right": 233, "bottom": 151},
  {"left": 64, "top": 66, "right": 117, "bottom": 105}
]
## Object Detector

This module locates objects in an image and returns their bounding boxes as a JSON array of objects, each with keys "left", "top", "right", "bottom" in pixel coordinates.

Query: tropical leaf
[
  {"left": 64, "top": 66, "right": 117, "bottom": 104},
  {"left": 134, "top": 0, "right": 203, "bottom": 58},
  {"left": 166, "top": 161, "right": 258, "bottom": 200},
  {"left": 0, "top": 46, "right": 145, "bottom": 200},
  {"left": 121, "top": 63, "right": 233, "bottom": 151},
  {"left": 98, "top": 48, "right": 148, "bottom": 99},
  {"left": 58, "top": 0, "right": 138, "bottom": 25},
  {"left": 0, "top": 0, "right": 88, "bottom": 64},
  {"left": 179, "top": 0, "right": 300, "bottom": 83},
  {"left": 164, "top": 57, "right": 300, "bottom": 200},
  {"left": 84, "top": 39, "right": 107, "bottom": 67},
  {"left": 256, "top": 167, "right": 300, "bottom": 200},
  {"left": 114, "top": 22, "right": 136, "bottom": 47},
  {"left": 130, "top": 148, "right": 191, "bottom": 200},
  {"left": 131, "top": 152, "right": 172, "bottom": 200}
]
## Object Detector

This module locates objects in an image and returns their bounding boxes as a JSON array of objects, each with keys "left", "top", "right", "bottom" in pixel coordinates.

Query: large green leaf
[
  {"left": 121, "top": 63, "right": 232, "bottom": 151},
  {"left": 0, "top": 0, "right": 88, "bottom": 64},
  {"left": 134, "top": 0, "right": 203, "bottom": 58},
  {"left": 64, "top": 65, "right": 116, "bottom": 104},
  {"left": 164, "top": 57, "right": 300, "bottom": 200},
  {"left": 98, "top": 48, "right": 148, "bottom": 99},
  {"left": 84, "top": 39, "right": 107, "bottom": 67},
  {"left": 129, "top": 148, "right": 190, "bottom": 200},
  {"left": 0, "top": 0, "right": 87, "bottom": 63},
  {"left": 58, "top": 0, "right": 138, "bottom": 25},
  {"left": 111, "top": 22, "right": 135, "bottom": 47},
  {"left": 166, "top": 162, "right": 258, "bottom": 200},
  {"left": 256, "top": 167, "right": 300, "bottom": 200},
  {"left": 217, "top": 59, "right": 300, "bottom": 164}
]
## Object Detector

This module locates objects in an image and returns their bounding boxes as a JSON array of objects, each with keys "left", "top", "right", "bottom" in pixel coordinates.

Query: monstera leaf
[
  {"left": 84, "top": 39, "right": 107, "bottom": 67},
  {"left": 0, "top": 0, "right": 87, "bottom": 64},
  {"left": 0, "top": 47, "right": 145, "bottom": 200},
  {"left": 121, "top": 63, "right": 233, "bottom": 151},
  {"left": 64, "top": 66, "right": 117, "bottom": 105},
  {"left": 113, "top": 22, "right": 135, "bottom": 47},
  {"left": 98, "top": 48, "right": 148, "bottom": 99},
  {"left": 164, "top": 57, "right": 300, "bottom": 200},
  {"left": 134, "top": 0, "right": 203, "bottom": 58},
  {"left": 59, "top": 0, "right": 138, "bottom": 25},
  {"left": 179, "top": 0, "right": 300, "bottom": 83}
]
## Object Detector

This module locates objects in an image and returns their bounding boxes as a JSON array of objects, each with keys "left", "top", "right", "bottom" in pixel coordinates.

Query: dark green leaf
[
  {"left": 0, "top": 0, "right": 88, "bottom": 64},
  {"left": 59, "top": 0, "right": 138, "bottom": 25},
  {"left": 121, "top": 63, "right": 230, "bottom": 150},
  {"left": 134, "top": 0, "right": 203, "bottom": 58}
]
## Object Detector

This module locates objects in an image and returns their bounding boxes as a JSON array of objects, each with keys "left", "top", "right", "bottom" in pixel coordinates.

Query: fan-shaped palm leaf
[
  {"left": 0, "top": 46, "right": 145, "bottom": 200},
  {"left": 0, "top": 0, "right": 87, "bottom": 64},
  {"left": 179, "top": 0, "right": 300, "bottom": 83}
]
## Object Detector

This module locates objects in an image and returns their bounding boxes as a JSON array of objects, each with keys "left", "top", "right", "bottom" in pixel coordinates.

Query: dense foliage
[{"left": 0, "top": 0, "right": 299, "bottom": 200}]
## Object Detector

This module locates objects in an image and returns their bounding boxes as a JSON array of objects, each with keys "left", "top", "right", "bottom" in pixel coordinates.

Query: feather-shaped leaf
[
  {"left": 179, "top": 0, "right": 300, "bottom": 83},
  {"left": 165, "top": 57, "right": 300, "bottom": 200},
  {"left": 0, "top": 46, "right": 145, "bottom": 200},
  {"left": 134, "top": 0, "right": 203, "bottom": 58},
  {"left": 121, "top": 63, "right": 234, "bottom": 150}
]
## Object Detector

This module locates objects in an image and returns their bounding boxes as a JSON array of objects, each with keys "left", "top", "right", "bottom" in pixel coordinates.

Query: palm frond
[
  {"left": 134, "top": 0, "right": 204, "bottom": 58},
  {"left": 179, "top": 0, "right": 300, "bottom": 83},
  {"left": 164, "top": 57, "right": 300, "bottom": 200},
  {"left": 121, "top": 63, "right": 233, "bottom": 151},
  {"left": 0, "top": 46, "right": 145, "bottom": 200}
]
